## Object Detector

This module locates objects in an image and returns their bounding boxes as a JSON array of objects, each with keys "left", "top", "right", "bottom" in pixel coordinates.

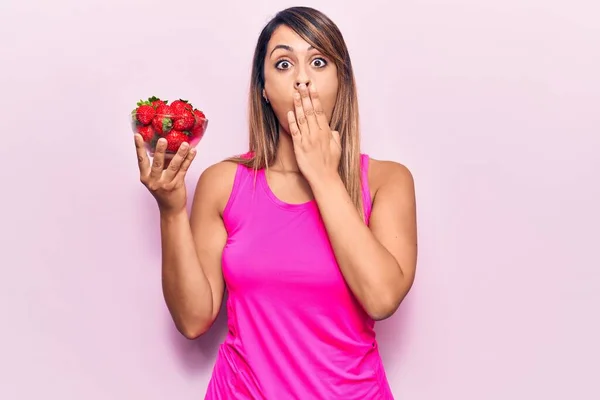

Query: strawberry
[
  {"left": 191, "top": 109, "right": 207, "bottom": 139},
  {"left": 170, "top": 99, "right": 193, "bottom": 114},
  {"left": 130, "top": 97, "right": 206, "bottom": 147},
  {"left": 134, "top": 100, "right": 156, "bottom": 125},
  {"left": 193, "top": 109, "right": 205, "bottom": 120},
  {"left": 147, "top": 96, "right": 167, "bottom": 109},
  {"left": 164, "top": 130, "right": 190, "bottom": 152},
  {"left": 173, "top": 109, "right": 195, "bottom": 130},
  {"left": 137, "top": 125, "right": 155, "bottom": 142},
  {"left": 155, "top": 103, "right": 174, "bottom": 116},
  {"left": 152, "top": 104, "right": 174, "bottom": 135}
]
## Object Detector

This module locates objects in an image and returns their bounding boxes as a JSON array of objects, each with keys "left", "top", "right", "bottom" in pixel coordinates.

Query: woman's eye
[
  {"left": 276, "top": 58, "right": 327, "bottom": 70},
  {"left": 276, "top": 60, "right": 291, "bottom": 70},
  {"left": 311, "top": 58, "right": 327, "bottom": 68}
]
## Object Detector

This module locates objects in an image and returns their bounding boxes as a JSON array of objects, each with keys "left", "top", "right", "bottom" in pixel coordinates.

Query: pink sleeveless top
[{"left": 204, "top": 154, "right": 394, "bottom": 399}]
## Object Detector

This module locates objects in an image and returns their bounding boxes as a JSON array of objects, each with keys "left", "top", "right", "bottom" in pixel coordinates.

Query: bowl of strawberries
[{"left": 130, "top": 96, "right": 208, "bottom": 158}]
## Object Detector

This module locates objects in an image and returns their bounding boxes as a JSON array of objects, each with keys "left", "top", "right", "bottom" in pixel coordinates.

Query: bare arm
[
  {"left": 310, "top": 160, "right": 418, "bottom": 321},
  {"left": 284, "top": 82, "right": 417, "bottom": 321},
  {"left": 161, "top": 161, "right": 237, "bottom": 339}
]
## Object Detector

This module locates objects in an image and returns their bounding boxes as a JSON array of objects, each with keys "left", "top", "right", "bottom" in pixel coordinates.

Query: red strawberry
[
  {"left": 164, "top": 130, "right": 190, "bottom": 152},
  {"left": 152, "top": 104, "right": 174, "bottom": 135},
  {"left": 171, "top": 99, "right": 193, "bottom": 114},
  {"left": 135, "top": 102, "right": 155, "bottom": 125},
  {"left": 137, "top": 125, "right": 155, "bottom": 142},
  {"left": 193, "top": 109, "right": 205, "bottom": 120},
  {"left": 147, "top": 96, "right": 167, "bottom": 109},
  {"left": 173, "top": 109, "right": 195, "bottom": 130},
  {"left": 155, "top": 103, "right": 175, "bottom": 117},
  {"left": 191, "top": 109, "right": 207, "bottom": 139}
]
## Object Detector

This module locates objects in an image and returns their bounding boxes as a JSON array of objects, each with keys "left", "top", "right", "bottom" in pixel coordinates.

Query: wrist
[
  {"left": 159, "top": 207, "right": 188, "bottom": 223},
  {"left": 308, "top": 171, "right": 343, "bottom": 194}
]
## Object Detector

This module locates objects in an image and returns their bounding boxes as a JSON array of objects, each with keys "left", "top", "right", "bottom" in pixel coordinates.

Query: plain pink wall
[{"left": 1, "top": 0, "right": 598, "bottom": 398}]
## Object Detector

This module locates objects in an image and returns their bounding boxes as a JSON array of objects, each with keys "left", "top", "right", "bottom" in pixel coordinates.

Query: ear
[{"left": 262, "top": 89, "right": 269, "bottom": 103}]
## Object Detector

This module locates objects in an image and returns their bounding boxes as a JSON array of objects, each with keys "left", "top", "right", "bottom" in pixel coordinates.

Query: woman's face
[{"left": 263, "top": 25, "right": 339, "bottom": 134}]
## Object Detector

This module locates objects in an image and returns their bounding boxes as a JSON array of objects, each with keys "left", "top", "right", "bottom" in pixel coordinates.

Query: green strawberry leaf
[{"left": 162, "top": 117, "right": 173, "bottom": 133}]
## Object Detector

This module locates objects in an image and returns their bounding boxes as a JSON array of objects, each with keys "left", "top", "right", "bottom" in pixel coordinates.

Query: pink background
[{"left": 1, "top": 0, "right": 599, "bottom": 398}]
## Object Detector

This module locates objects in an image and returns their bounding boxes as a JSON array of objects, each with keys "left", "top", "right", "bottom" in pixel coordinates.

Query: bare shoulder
[
  {"left": 192, "top": 160, "right": 240, "bottom": 216},
  {"left": 367, "top": 157, "right": 415, "bottom": 197}
]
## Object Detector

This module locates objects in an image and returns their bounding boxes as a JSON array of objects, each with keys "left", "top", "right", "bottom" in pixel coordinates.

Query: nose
[
  {"left": 295, "top": 80, "right": 310, "bottom": 89},
  {"left": 294, "top": 67, "right": 311, "bottom": 89}
]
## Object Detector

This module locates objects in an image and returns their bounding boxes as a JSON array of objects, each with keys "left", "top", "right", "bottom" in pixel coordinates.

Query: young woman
[{"left": 134, "top": 6, "right": 417, "bottom": 399}]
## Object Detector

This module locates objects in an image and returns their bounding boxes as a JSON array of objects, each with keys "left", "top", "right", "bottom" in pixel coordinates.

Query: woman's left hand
[{"left": 287, "top": 83, "right": 341, "bottom": 185}]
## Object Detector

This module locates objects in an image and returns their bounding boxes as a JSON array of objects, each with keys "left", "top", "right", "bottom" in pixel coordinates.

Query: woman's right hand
[{"left": 134, "top": 134, "right": 197, "bottom": 215}]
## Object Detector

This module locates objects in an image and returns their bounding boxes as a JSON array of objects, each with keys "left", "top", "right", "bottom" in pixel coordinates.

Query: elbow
[
  {"left": 175, "top": 315, "right": 214, "bottom": 340},
  {"left": 367, "top": 270, "right": 415, "bottom": 321},
  {"left": 179, "top": 326, "right": 205, "bottom": 340},
  {"left": 366, "top": 298, "right": 401, "bottom": 321},
  {"left": 364, "top": 287, "right": 409, "bottom": 321},
  {"left": 178, "top": 322, "right": 211, "bottom": 340},
  {"left": 167, "top": 301, "right": 217, "bottom": 340}
]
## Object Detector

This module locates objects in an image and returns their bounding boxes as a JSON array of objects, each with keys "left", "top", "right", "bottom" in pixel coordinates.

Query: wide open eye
[
  {"left": 311, "top": 57, "right": 328, "bottom": 68},
  {"left": 275, "top": 60, "right": 292, "bottom": 70}
]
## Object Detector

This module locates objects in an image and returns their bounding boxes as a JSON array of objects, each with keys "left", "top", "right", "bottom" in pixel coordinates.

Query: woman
[{"left": 134, "top": 6, "right": 417, "bottom": 399}]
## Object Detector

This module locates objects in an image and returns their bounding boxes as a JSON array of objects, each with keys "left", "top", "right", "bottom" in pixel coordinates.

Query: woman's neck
[{"left": 272, "top": 128, "right": 300, "bottom": 173}]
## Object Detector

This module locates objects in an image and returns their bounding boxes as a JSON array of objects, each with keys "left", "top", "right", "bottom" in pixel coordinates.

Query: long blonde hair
[{"left": 229, "top": 6, "right": 364, "bottom": 216}]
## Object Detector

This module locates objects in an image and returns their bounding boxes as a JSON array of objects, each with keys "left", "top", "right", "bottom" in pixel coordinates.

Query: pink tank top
[{"left": 204, "top": 154, "right": 394, "bottom": 399}]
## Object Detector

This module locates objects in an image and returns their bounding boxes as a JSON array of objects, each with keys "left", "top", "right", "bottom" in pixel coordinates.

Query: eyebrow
[{"left": 269, "top": 44, "right": 315, "bottom": 57}]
